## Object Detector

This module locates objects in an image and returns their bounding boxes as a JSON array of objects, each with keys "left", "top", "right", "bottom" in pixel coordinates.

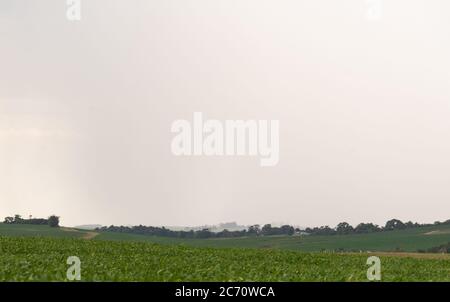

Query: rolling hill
[
  {"left": 1, "top": 223, "right": 450, "bottom": 281},
  {"left": 2, "top": 223, "right": 449, "bottom": 253},
  {"left": 95, "top": 224, "right": 450, "bottom": 252},
  {"left": 0, "top": 223, "right": 96, "bottom": 239}
]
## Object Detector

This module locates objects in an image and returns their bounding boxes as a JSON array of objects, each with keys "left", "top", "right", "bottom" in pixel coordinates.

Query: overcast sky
[{"left": 1, "top": 0, "right": 450, "bottom": 227}]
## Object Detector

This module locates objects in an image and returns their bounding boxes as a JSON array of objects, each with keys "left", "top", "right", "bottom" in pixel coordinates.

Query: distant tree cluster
[
  {"left": 261, "top": 224, "right": 295, "bottom": 236},
  {"left": 304, "top": 219, "right": 449, "bottom": 236},
  {"left": 97, "top": 224, "right": 297, "bottom": 239},
  {"left": 99, "top": 218, "right": 450, "bottom": 239},
  {"left": 3, "top": 214, "right": 60, "bottom": 228}
]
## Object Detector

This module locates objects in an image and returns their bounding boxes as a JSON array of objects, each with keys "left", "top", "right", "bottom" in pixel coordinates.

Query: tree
[
  {"left": 385, "top": 219, "right": 405, "bottom": 231},
  {"left": 354, "top": 223, "right": 380, "bottom": 233},
  {"left": 48, "top": 215, "right": 60, "bottom": 228},
  {"left": 14, "top": 214, "right": 23, "bottom": 223},
  {"left": 336, "top": 222, "right": 354, "bottom": 235},
  {"left": 280, "top": 225, "right": 295, "bottom": 236},
  {"left": 317, "top": 226, "right": 336, "bottom": 235},
  {"left": 247, "top": 225, "right": 261, "bottom": 236},
  {"left": 195, "top": 228, "right": 212, "bottom": 239},
  {"left": 405, "top": 221, "right": 415, "bottom": 228},
  {"left": 262, "top": 224, "right": 273, "bottom": 236},
  {"left": 3, "top": 216, "right": 14, "bottom": 224}
]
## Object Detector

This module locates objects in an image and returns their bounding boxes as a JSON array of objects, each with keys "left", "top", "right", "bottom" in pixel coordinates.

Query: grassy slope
[
  {"left": 1, "top": 236, "right": 449, "bottom": 281},
  {"left": 0, "top": 223, "right": 89, "bottom": 239},
  {"left": 95, "top": 225, "right": 450, "bottom": 252}
]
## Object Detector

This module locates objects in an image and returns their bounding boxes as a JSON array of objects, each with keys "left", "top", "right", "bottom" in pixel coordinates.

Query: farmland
[
  {"left": 95, "top": 225, "right": 450, "bottom": 253},
  {"left": 1, "top": 223, "right": 450, "bottom": 253},
  {"left": 1, "top": 236, "right": 449, "bottom": 281},
  {"left": 1, "top": 223, "right": 450, "bottom": 281},
  {"left": 0, "top": 223, "right": 87, "bottom": 239}
]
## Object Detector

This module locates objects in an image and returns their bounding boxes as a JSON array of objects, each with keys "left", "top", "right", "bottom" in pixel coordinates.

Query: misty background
[{"left": 1, "top": 0, "right": 450, "bottom": 227}]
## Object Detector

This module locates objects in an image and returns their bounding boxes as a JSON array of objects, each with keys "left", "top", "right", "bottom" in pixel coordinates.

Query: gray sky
[{"left": 1, "top": 0, "right": 450, "bottom": 227}]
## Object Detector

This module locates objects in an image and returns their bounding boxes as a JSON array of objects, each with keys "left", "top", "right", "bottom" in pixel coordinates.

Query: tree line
[
  {"left": 4, "top": 214, "right": 449, "bottom": 239},
  {"left": 305, "top": 219, "right": 440, "bottom": 236},
  {"left": 3, "top": 214, "right": 60, "bottom": 228},
  {"left": 98, "top": 218, "right": 450, "bottom": 239},
  {"left": 98, "top": 224, "right": 297, "bottom": 238}
]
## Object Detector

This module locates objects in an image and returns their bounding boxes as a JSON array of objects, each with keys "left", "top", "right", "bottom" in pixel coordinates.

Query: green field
[
  {"left": 1, "top": 236, "right": 449, "bottom": 281},
  {"left": 94, "top": 225, "right": 450, "bottom": 253},
  {"left": 1, "top": 223, "right": 450, "bottom": 253},
  {"left": 0, "top": 223, "right": 88, "bottom": 239},
  {"left": 1, "top": 223, "right": 450, "bottom": 281}
]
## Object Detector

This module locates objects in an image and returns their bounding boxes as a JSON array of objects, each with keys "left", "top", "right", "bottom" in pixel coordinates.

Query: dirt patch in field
[
  {"left": 61, "top": 227, "right": 99, "bottom": 240},
  {"left": 364, "top": 252, "right": 450, "bottom": 260},
  {"left": 82, "top": 231, "right": 99, "bottom": 240},
  {"left": 423, "top": 230, "right": 450, "bottom": 236}
]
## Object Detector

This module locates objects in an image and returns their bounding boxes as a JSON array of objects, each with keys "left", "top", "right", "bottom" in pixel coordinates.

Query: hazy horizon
[{"left": 2, "top": 0, "right": 450, "bottom": 228}]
